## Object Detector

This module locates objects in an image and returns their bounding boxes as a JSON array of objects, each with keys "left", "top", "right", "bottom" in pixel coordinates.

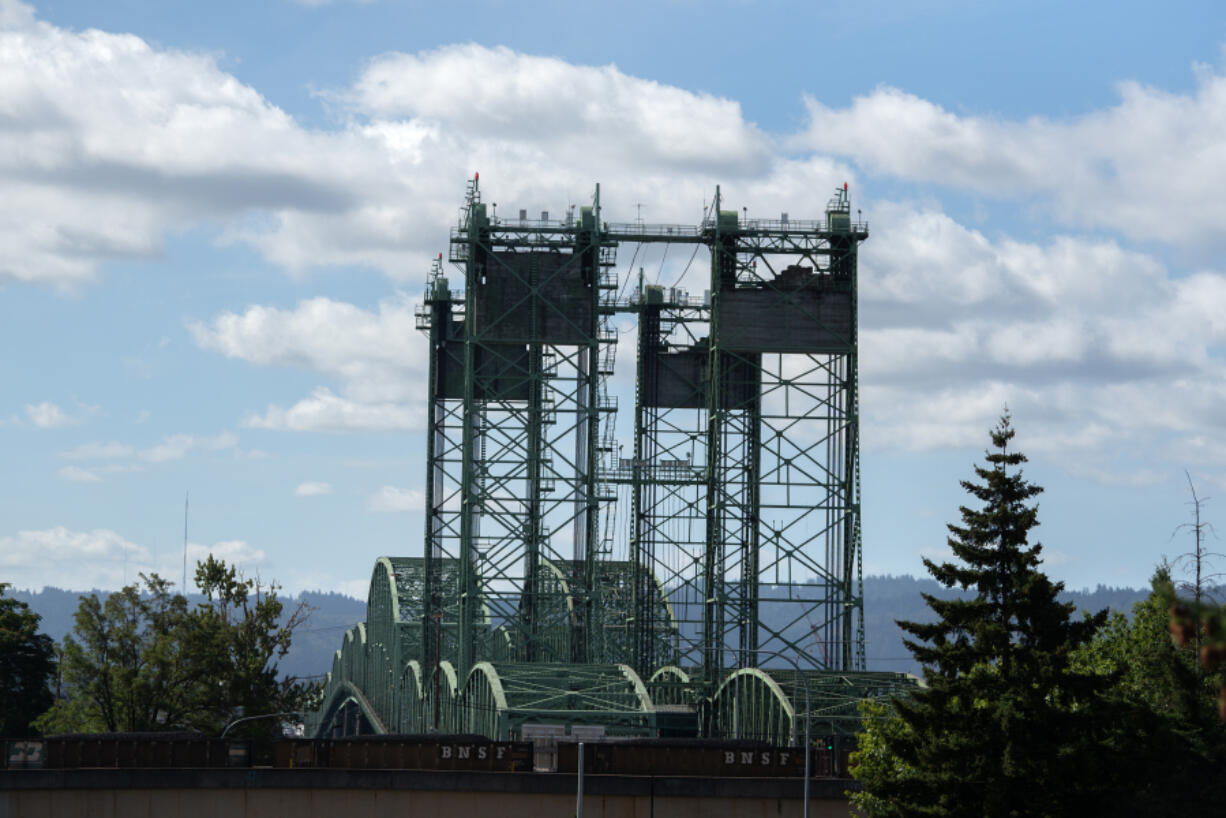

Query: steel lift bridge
[{"left": 307, "top": 177, "right": 915, "bottom": 743}]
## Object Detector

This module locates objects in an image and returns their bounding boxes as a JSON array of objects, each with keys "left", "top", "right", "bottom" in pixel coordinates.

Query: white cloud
[
  {"left": 0, "top": 7, "right": 850, "bottom": 287},
  {"left": 189, "top": 295, "right": 430, "bottom": 432},
  {"left": 139, "top": 431, "right": 238, "bottom": 463},
  {"left": 0, "top": 525, "right": 270, "bottom": 593},
  {"left": 0, "top": 2, "right": 363, "bottom": 287},
  {"left": 344, "top": 45, "right": 773, "bottom": 174},
  {"left": 188, "top": 294, "right": 425, "bottom": 401},
  {"left": 58, "top": 465, "right": 101, "bottom": 483},
  {"left": 295, "top": 481, "right": 334, "bottom": 496},
  {"left": 55, "top": 462, "right": 141, "bottom": 483},
  {"left": 798, "top": 69, "right": 1226, "bottom": 249},
  {"left": 0, "top": 526, "right": 150, "bottom": 590},
  {"left": 856, "top": 201, "right": 1226, "bottom": 466},
  {"left": 367, "top": 485, "right": 423, "bottom": 512},
  {"left": 243, "top": 388, "right": 422, "bottom": 432},
  {"left": 185, "top": 539, "right": 267, "bottom": 571},
  {"left": 56, "top": 433, "right": 239, "bottom": 473},
  {"left": 25, "top": 401, "right": 79, "bottom": 428},
  {"left": 59, "top": 441, "right": 134, "bottom": 459}
]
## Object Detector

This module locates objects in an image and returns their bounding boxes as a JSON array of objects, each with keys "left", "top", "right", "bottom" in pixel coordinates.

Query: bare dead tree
[{"left": 1170, "top": 471, "right": 1224, "bottom": 659}]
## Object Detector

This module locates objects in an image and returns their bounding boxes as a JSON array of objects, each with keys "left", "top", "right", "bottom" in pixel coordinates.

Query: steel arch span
[{"left": 305, "top": 555, "right": 916, "bottom": 741}]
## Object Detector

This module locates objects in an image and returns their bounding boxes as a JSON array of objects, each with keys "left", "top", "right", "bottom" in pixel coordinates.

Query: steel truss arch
[
  {"left": 315, "top": 679, "right": 389, "bottom": 737},
  {"left": 712, "top": 668, "right": 796, "bottom": 746}
]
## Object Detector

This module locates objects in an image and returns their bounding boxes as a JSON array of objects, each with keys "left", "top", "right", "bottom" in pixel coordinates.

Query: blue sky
[{"left": 2, "top": 0, "right": 1225, "bottom": 597}]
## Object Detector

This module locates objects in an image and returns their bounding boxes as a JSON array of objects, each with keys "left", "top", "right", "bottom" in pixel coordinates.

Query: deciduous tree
[
  {"left": 35, "top": 574, "right": 193, "bottom": 733},
  {"left": 34, "top": 560, "right": 315, "bottom": 738},
  {"left": 1077, "top": 566, "right": 1226, "bottom": 812}
]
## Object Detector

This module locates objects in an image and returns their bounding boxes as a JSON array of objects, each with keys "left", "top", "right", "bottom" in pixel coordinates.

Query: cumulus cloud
[
  {"left": 53, "top": 432, "right": 240, "bottom": 480},
  {"left": 188, "top": 294, "right": 430, "bottom": 432},
  {"left": 59, "top": 441, "right": 134, "bottom": 459},
  {"left": 0, "top": 6, "right": 850, "bottom": 287},
  {"left": 0, "top": 524, "right": 278, "bottom": 593},
  {"left": 25, "top": 401, "right": 80, "bottom": 428},
  {"left": 139, "top": 431, "right": 237, "bottom": 463},
  {"left": 58, "top": 465, "right": 101, "bottom": 483},
  {"left": 295, "top": 481, "right": 334, "bottom": 496},
  {"left": 0, "top": 526, "right": 150, "bottom": 590},
  {"left": 0, "top": 1, "right": 362, "bottom": 286},
  {"left": 798, "top": 70, "right": 1226, "bottom": 249},
  {"left": 345, "top": 45, "right": 773, "bottom": 174},
  {"left": 857, "top": 203, "right": 1226, "bottom": 469},
  {"left": 367, "top": 485, "right": 423, "bottom": 512},
  {"left": 184, "top": 539, "right": 267, "bottom": 571},
  {"left": 243, "top": 387, "right": 422, "bottom": 432}
]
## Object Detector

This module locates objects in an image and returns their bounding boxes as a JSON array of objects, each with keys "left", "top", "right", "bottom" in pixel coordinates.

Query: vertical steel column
[
  {"left": 702, "top": 186, "right": 726, "bottom": 685},
  {"left": 523, "top": 250, "right": 544, "bottom": 662},
  {"left": 422, "top": 261, "right": 445, "bottom": 679},
  {"left": 576, "top": 185, "right": 603, "bottom": 665},
  {"left": 630, "top": 279, "right": 659, "bottom": 676},
  {"left": 457, "top": 179, "right": 484, "bottom": 680}
]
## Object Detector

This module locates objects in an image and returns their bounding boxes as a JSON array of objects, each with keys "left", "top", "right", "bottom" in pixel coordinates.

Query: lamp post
[
  {"left": 220, "top": 711, "right": 301, "bottom": 739},
  {"left": 576, "top": 740, "right": 585, "bottom": 818}
]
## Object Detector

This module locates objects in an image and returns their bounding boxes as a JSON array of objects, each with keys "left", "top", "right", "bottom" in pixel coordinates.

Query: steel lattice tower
[
  {"left": 419, "top": 178, "right": 622, "bottom": 681},
  {"left": 614, "top": 185, "right": 867, "bottom": 685},
  {"left": 407, "top": 175, "right": 868, "bottom": 732},
  {"left": 307, "top": 177, "right": 899, "bottom": 742}
]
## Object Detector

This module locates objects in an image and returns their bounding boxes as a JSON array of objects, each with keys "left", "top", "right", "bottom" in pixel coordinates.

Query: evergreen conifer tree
[{"left": 852, "top": 414, "right": 1115, "bottom": 816}]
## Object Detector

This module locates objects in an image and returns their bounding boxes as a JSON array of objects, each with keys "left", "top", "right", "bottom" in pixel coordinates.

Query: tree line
[{"left": 1, "top": 555, "right": 316, "bottom": 741}]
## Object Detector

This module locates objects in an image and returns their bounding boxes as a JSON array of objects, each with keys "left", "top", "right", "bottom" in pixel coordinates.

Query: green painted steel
[
  {"left": 306, "top": 178, "right": 900, "bottom": 742},
  {"left": 713, "top": 668, "right": 797, "bottom": 746},
  {"left": 306, "top": 552, "right": 918, "bottom": 740}
]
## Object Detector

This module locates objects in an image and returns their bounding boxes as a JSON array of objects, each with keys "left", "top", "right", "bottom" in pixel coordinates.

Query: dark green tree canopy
[
  {"left": 34, "top": 560, "right": 315, "bottom": 738},
  {"left": 852, "top": 414, "right": 1114, "bottom": 817},
  {"left": 1075, "top": 566, "right": 1226, "bottom": 812},
  {"left": 0, "top": 582, "right": 57, "bottom": 736}
]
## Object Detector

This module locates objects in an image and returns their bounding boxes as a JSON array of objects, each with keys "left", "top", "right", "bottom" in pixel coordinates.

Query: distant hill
[
  {"left": 11, "top": 576, "right": 1152, "bottom": 682},
  {"left": 9, "top": 587, "right": 366, "bottom": 683},
  {"left": 860, "top": 575, "right": 1150, "bottom": 677}
]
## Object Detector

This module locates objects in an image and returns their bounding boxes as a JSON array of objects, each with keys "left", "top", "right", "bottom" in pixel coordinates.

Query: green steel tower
[{"left": 307, "top": 178, "right": 901, "bottom": 743}]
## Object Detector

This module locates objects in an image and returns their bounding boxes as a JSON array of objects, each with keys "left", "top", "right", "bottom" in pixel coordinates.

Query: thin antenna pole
[{"left": 183, "top": 491, "right": 189, "bottom": 595}]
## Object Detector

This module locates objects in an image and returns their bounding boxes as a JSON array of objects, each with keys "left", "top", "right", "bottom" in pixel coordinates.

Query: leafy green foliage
[
  {"left": 187, "top": 555, "right": 314, "bottom": 735},
  {"left": 850, "top": 414, "right": 1116, "bottom": 816},
  {"left": 35, "top": 574, "right": 193, "bottom": 734},
  {"left": 1075, "top": 567, "right": 1226, "bottom": 812},
  {"left": 0, "top": 583, "right": 57, "bottom": 736},
  {"left": 33, "top": 559, "right": 316, "bottom": 738},
  {"left": 1163, "top": 568, "right": 1226, "bottom": 720}
]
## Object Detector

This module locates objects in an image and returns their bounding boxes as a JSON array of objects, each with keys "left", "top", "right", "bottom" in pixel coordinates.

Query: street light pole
[
  {"left": 576, "top": 741, "right": 585, "bottom": 818},
  {"left": 220, "top": 711, "right": 300, "bottom": 739}
]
